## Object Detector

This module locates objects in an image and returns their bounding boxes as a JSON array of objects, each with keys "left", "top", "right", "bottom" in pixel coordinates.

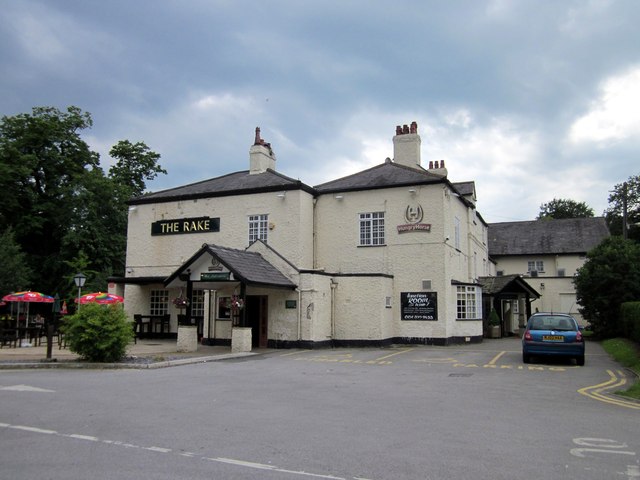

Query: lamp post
[{"left": 74, "top": 273, "right": 87, "bottom": 311}]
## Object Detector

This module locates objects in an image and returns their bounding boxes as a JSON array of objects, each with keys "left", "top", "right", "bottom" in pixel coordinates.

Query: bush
[
  {"left": 63, "top": 303, "right": 134, "bottom": 362},
  {"left": 488, "top": 308, "right": 500, "bottom": 326},
  {"left": 621, "top": 302, "right": 640, "bottom": 343}
]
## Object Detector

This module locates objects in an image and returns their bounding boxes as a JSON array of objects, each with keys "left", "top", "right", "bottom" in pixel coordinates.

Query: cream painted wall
[
  {"left": 125, "top": 188, "right": 314, "bottom": 279},
  {"left": 493, "top": 253, "right": 586, "bottom": 322}
]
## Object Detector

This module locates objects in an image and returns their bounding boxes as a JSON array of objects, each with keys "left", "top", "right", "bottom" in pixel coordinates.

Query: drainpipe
[{"left": 330, "top": 279, "right": 338, "bottom": 339}]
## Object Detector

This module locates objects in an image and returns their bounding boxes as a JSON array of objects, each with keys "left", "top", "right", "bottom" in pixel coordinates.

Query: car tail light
[
  {"left": 524, "top": 331, "right": 532, "bottom": 341},
  {"left": 575, "top": 331, "right": 583, "bottom": 343}
]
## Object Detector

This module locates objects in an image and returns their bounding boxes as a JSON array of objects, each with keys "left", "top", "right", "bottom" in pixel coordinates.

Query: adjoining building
[
  {"left": 111, "top": 123, "right": 532, "bottom": 348},
  {"left": 488, "top": 217, "right": 610, "bottom": 331}
]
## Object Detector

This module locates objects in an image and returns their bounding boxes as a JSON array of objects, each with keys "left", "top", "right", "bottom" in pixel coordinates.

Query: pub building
[{"left": 110, "top": 123, "right": 521, "bottom": 350}]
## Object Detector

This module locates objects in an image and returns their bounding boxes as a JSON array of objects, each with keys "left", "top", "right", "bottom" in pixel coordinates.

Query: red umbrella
[
  {"left": 2, "top": 291, "right": 55, "bottom": 326},
  {"left": 75, "top": 292, "right": 124, "bottom": 304}
]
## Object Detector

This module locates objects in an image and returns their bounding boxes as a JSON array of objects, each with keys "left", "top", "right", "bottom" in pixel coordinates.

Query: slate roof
[
  {"left": 165, "top": 244, "right": 297, "bottom": 289},
  {"left": 314, "top": 159, "right": 446, "bottom": 193},
  {"left": 488, "top": 217, "right": 610, "bottom": 256},
  {"left": 478, "top": 274, "right": 540, "bottom": 298},
  {"left": 130, "top": 169, "right": 314, "bottom": 205}
]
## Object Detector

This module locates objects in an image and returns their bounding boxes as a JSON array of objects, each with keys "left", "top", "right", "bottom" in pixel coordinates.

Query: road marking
[
  {"left": 578, "top": 370, "right": 640, "bottom": 410},
  {"left": 0, "top": 384, "right": 55, "bottom": 392},
  {"left": 1, "top": 421, "right": 373, "bottom": 480},
  {"left": 487, "top": 351, "right": 506, "bottom": 365},
  {"left": 372, "top": 348, "right": 414, "bottom": 362}
]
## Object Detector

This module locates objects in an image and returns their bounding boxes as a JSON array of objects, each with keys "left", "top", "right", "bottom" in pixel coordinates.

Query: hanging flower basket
[
  {"left": 173, "top": 291, "right": 190, "bottom": 309},
  {"left": 225, "top": 295, "right": 244, "bottom": 311}
]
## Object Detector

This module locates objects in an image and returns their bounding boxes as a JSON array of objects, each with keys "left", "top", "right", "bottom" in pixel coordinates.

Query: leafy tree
[
  {"left": 605, "top": 174, "right": 640, "bottom": 241},
  {"left": 0, "top": 228, "right": 32, "bottom": 295},
  {"left": 574, "top": 236, "right": 640, "bottom": 338},
  {"left": 0, "top": 106, "right": 98, "bottom": 294},
  {"left": 537, "top": 198, "right": 594, "bottom": 220},
  {"left": 0, "top": 106, "right": 165, "bottom": 296},
  {"left": 109, "top": 140, "right": 166, "bottom": 197},
  {"left": 63, "top": 303, "right": 133, "bottom": 362}
]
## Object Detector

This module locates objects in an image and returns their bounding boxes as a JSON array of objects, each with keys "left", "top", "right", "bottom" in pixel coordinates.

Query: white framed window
[
  {"left": 150, "top": 289, "right": 169, "bottom": 315},
  {"left": 456, "top": 285, "right": 481, "bottom": 320},
  {"left": 249, "top": 214, "right": 268, "bottom": 244},
  {"left": 191, "top": 289, "right": 204, "bottom": 317},
  {"left": 527, "top": 260, "right": 544, "bottom": 273},
  {"left": 359, "top": 212, "right": 385, "bottom": 246}
]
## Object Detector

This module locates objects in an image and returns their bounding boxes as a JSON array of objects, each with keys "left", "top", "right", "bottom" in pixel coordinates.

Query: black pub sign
[
  {"left": 401, "top": 292, "right": 438, "bottom": 321},
  {"left": 151, "top": 216, "right": 220, "bottom": 236}
]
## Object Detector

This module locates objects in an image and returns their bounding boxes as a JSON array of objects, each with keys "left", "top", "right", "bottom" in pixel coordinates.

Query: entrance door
[{"left": 246, "top": 296, "right": 268, "bottom": 348}]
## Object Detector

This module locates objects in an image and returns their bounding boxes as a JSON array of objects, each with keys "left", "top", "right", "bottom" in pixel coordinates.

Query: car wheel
[
  {"left": 576, "top": 355, "right": 585, "bottom": 366},
  {"left": 523, "top": 353, "right": 530, "bottom": 364}
]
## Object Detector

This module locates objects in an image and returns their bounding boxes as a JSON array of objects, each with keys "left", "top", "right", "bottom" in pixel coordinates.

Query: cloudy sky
[{"left": 1, "top": 0, "right": 639, "bottom": 223}]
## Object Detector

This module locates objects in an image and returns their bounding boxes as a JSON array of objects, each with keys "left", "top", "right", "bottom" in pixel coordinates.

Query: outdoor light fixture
[
  {"left": 74, "top": 272, "right": 87, "bottom": 310},
  {"left": 276, "top": 192, "right": 286, "bottom": 198},
  {"left": 335, "top": 195, "right": 344, "bottom": 200}
]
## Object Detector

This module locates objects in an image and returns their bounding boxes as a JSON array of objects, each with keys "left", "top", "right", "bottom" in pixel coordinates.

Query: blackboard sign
[{"left": 401, "top": 292, "right": 438, "bottom": 321}]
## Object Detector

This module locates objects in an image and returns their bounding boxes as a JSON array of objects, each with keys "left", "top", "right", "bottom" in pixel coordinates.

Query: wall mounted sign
[
  {"left": 151, "top": 216, "right": 220, "bottom": 236},
  {"left": 200, "top": 272, "right": 230, "bottom": 281},
  {"left": 401, "top": 292, "right": 438, "bottom": 320},
  {"left": 285, "top": 300, "right": 297, "bottom": 309},
  {"left": 397, "top": 204, "right": 431, "bottom": 233}
]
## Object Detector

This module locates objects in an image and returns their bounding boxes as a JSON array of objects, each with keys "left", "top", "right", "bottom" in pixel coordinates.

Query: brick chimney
[
  {"left": 250, "top": 127, "right": 276, "bottom": 174},
  {"left": 393, "top": 121, "right": 421, "bottom": 169},
  {"left": 427, "top": 159, "right": 448, "bottom": 177}
]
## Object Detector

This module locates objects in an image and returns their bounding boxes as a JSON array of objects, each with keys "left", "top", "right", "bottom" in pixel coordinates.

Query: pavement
[{"left": 0, "top": 338, "right": 263, "bottom": 369}]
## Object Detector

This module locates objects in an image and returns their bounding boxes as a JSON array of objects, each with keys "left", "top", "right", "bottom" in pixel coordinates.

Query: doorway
[{"left": 246, "top": 295, "right": 268, "bottom": 348}]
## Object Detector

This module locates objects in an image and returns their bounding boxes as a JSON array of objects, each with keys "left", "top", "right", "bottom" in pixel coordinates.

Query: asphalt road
[{"left": 1, "top": 339, "right": 639, "bottom": 480}]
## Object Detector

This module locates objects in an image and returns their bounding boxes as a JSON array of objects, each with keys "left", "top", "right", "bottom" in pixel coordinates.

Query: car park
[{"left": 522, "top": 312, "right": 585, "bottom": 366}]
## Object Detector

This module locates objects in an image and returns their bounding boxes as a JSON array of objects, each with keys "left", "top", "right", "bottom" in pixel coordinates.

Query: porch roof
[
  {"left": 164, "top": 243, "right": 297, "bottom": 290},
  {"left": 478, "top": 274, "right": 540, "bottom": 298}
]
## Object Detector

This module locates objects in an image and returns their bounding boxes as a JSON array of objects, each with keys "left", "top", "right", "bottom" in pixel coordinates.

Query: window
[
  {"left": 456, "top": 286, "right": 481, "bottom": 320},
  {"left": 359, "top": 212, "right": 385, "bottom": 246},
  {"left": 217, "top": 296, "right": 231, "bottom": 319},
  {"left": 191, "top": 289, "right": 204, "bottom": 317},
  {"left": 150, "top": 289, "right": 169, "bottom": 315},
  {"left": 249, "top": 214, "right": 268, "bottom": 244},
  {"left": 527, "top": 260, "right": 544, "bottom": 273}
]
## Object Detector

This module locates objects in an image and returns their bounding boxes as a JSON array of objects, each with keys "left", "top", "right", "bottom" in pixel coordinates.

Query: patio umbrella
[
  {"left": 1, "top": 291, "right": 55, "bottom": 327},
  {"left": 75, "top": 292, "right": 124, "bottom": 304}
]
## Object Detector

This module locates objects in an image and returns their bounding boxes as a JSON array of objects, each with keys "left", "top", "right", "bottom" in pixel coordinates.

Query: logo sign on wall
[
  {"left": 151, "top": 216, "right": 220, "bottom": 236},
  {"left": 401, "top": 292, "right": 438, "bottom": 321},
  {"left": 397, "top": 204, "right": 431, "bottom": 233}
]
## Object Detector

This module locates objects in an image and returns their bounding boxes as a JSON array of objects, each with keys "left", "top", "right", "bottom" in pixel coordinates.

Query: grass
[{"left": 601, "top": 338, "right": 640, "bottom": 400}]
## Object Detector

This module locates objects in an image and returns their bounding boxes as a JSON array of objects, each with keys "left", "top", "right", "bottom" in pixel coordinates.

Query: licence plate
[{"left": 543, "top": 335, "right": 564, "bottom": 342}]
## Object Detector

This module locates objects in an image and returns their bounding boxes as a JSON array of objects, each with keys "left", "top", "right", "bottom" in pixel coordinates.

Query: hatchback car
[{"left": 522, "top": 313, "right": 585, "bottom": 366}]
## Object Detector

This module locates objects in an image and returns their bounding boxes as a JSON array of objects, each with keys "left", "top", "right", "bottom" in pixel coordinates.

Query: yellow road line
[
  {"left": 578, "top": 370, "right": 640, "bottom": 410},
  {"left": 373, "top": 348, "right": 415, "bottom": 362},
  {"left": 487, "top": 351, "right": 507, "bottom": 365}
]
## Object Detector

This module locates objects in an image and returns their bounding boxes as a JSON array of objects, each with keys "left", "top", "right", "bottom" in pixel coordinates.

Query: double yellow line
[{"left": 578, "top": 370, "right": 640, "bottom": 410}]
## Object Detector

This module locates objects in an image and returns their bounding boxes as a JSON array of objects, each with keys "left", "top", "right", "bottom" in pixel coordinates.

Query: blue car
[{"left": 522, "top": 313, "right": 585, "bottom": 366}]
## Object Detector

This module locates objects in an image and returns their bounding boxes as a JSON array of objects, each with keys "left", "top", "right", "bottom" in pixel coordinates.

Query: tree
[
  {"left": 0, "top": 106, "right": 165, "bottom": 296},
  {"left": 537, "top": 198, "right": 594, "bottom": 220},
  {"left": 0, "top": 106, "right": 98, "bottom": 294},
  {"left": 605, "top": 174, "right": 640, "bottom": 241},
  {"left": 574, "top": 236, "right": 640, "bottom": 338},
  {"left": 109, "top": 140, "right": 166, "bottom": 198},
  {"left": 0, "top": 228, "right": 32, "bottom": 295}
]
